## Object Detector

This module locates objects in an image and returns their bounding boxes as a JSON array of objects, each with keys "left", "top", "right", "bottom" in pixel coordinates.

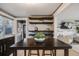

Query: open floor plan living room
[{"left": 0, "top": 3, "right": 79, "bottom": 56}]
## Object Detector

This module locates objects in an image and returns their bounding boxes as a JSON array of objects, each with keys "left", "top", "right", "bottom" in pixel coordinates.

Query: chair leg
[
  {"left": 42, "top": 50, "right": 45, "bottom": 56},
  {"left": 50, "top": 50, "right": 53, "bottom": 56},
  {"left": 42, "top": 50, "right": 53, "bottom": 56},
  {"left": 37, "top": 50, "right": 40, "bottom": 56},
  {"left": 24, "top": 50, "right": 26, "bottom": 56},
  {"left": 53, "top": 49, "right": 56, "bottom": 56},
  {"left": 28, "top": 50, "right": 30, "bottom": 56}
]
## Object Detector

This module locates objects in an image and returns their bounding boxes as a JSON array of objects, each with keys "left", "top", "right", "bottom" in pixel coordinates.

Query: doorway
[{"left": 17, "top": 20, "right": 26, "bottom": 41}]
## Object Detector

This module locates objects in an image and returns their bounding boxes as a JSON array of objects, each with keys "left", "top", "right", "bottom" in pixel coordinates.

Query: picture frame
[{"left": 60, "top": 21, "right": 73, "bottom": 29}]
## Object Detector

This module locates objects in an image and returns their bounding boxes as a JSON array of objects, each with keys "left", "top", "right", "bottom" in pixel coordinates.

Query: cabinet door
[{"left": 6, "top": 37, "right": 14, "bottom": 56}]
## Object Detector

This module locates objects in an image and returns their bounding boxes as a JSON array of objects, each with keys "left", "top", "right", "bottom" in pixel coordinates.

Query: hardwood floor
[{"left": 10, "top": 49, "right": 79, "bottom": 56}]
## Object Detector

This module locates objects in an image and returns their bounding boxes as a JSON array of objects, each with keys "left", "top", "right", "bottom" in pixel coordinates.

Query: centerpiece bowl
[{"left": 34, "top": 32, "right": 45, "bottom": 43}]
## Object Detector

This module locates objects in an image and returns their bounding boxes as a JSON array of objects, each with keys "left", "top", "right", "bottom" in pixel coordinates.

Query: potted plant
[
  {"left": 34, "top": 32, "right": 45, "bottom": 42},
  {"left": 76, "top": 27, "right": 79, "bottom": 33}
]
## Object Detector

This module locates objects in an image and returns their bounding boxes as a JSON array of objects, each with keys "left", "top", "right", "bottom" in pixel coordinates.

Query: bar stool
[{"left": 28, "top": 50, "right": 39, "bottom": 56}]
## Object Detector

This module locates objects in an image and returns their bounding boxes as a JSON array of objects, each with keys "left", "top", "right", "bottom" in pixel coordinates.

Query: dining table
[{"left": 10, "top": 38, "right": 72, "bottom": 56}]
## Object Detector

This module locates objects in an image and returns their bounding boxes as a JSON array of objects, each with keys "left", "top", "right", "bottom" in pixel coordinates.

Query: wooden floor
[{"left": 10, "top": 49, "right": 79, "bottom": 56}]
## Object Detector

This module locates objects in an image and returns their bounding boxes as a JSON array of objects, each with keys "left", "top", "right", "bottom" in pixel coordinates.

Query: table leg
[
  {"left": 24, "top": 50, "right": 26, "bottom": 56},
  {"left": 64, "top": 49, "right": 69, "bottom": 56},
  {"left": 50, "top": 50, "right": 53, "bottom": 56},
  {"left": 28, "top": 50, "right": 31, "bottom": 56},
  {"left": 37, "top": 50, "right": 39, "bottom": 56},
  {"left": 53, "top": 49, "right": 56, "bottom": 56},
  {"left": 13, "top": 49, "right": 17, "bottom": 56},
  {"left": 42, "top": 50, "right": 45, "bottom": 56}
]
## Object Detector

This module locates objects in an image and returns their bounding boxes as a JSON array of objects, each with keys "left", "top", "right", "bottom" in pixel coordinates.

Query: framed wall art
[{"left": 60, "top": 21, "right": 73, "bottom": 29}]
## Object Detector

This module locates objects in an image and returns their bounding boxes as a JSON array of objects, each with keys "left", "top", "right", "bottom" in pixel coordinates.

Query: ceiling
[{"left": 0, "top": 3, "right": 61, "bottom": 17}]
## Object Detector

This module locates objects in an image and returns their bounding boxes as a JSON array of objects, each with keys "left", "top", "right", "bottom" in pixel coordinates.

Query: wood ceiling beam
[
  {"left": 51, "top": 3, "right": 63, "bottom": 15},
  {"left": 0, "top": 8, "right": 16, "bottom": 18},
  {"left": 53, "top": 3, "right": 71, "bottom": 16}
]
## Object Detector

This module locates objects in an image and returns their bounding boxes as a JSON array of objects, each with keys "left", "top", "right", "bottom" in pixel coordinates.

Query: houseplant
[
  {"left": 34, "top": 32, "right": 45, "bottom": 42},
  {"left": 76, "top": 27, "right": 79, "bottom": 33}
]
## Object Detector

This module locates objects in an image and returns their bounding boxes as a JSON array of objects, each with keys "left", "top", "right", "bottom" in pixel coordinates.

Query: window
[
  {"left": 5, "top": 18, "right": 13, "bottom": 35},
  {"left": 0, "top": 16, "right": 4, "bottom": 37},
  {"left": 0, "top": 16, "right": 13, "bottom": 38}
]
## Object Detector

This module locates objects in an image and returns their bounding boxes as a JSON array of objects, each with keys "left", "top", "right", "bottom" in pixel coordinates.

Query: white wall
[
  {"left": 28, "top": 24, "right": 53, "bottom": 31},
  {"left": 57, "top": 3, "right": 79, "bottom": 20},
  {"left": 54, "top": 3, "right": 71, "bottom": 38}
]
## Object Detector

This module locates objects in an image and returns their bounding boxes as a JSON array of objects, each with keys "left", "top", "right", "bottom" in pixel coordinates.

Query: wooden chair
[
  {"left": 27, "top": 38, "right": 40, "bottom": 56},
  {"left": 42, "top": 50, "right": 53, "bottom": 56},
  {"left": 28, "top": 50, "right": 39, "bottom": 56},
  {"left": 42, "top": 36, "right": 56, "bottom": 56},
  {"left": 42, "top": 49, "right": 56, "bottom": 56}
]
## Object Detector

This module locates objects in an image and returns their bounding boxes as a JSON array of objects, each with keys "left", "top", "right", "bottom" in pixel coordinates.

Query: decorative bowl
[{"left": 34, "top": 38, "right": 45, "bottom": 43}]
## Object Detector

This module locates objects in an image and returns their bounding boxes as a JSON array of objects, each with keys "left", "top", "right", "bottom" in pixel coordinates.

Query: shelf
[
  {"left": 29, "top": 16, "right": 53, "bottom": 20},
  {"left": 29, "top": 34, "right": 53, "bottom": 36},
  {"left": 29, "top": 22, "right": 53, "bottom": 24},
  {"left": 29, "top": 30, "right": 54, "bottom": 32},
  {"left": 29, "top": 34, "right": 35, "bottom": 36},
  {"left": 29, "top": 17, "right": 53, "bottom": 20},
  {"left": 29, "top": 30, "right": 54, "bottom": 36}
]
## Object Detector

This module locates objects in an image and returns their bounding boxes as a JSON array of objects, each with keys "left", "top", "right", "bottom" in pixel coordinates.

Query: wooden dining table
[{"left": 10, "top": 38, "right": 72, "bottom": 56}]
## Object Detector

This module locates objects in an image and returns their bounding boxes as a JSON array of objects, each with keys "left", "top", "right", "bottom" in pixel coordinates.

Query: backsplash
[{"left": 28, "top": 24, "right": 53, "bottom": 31}]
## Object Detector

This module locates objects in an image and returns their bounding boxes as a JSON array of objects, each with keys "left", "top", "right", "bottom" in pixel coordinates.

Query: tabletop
[{"left": 10, "top": 38, "right": 72, "bottom": 50}]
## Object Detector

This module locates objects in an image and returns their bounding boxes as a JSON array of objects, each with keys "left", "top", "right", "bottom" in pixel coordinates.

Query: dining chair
[
  {"left": 28, "top": 50, "right": 39, "bottom": 56},
  {"left": 27, "top": 38, "right": 40, "bottom": 56},
  {"left": 42, "top": 50, "right": 53, "bottom": 56},
  {"left": 42, "top": 36, "right": 56, "bottom": 56}
]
